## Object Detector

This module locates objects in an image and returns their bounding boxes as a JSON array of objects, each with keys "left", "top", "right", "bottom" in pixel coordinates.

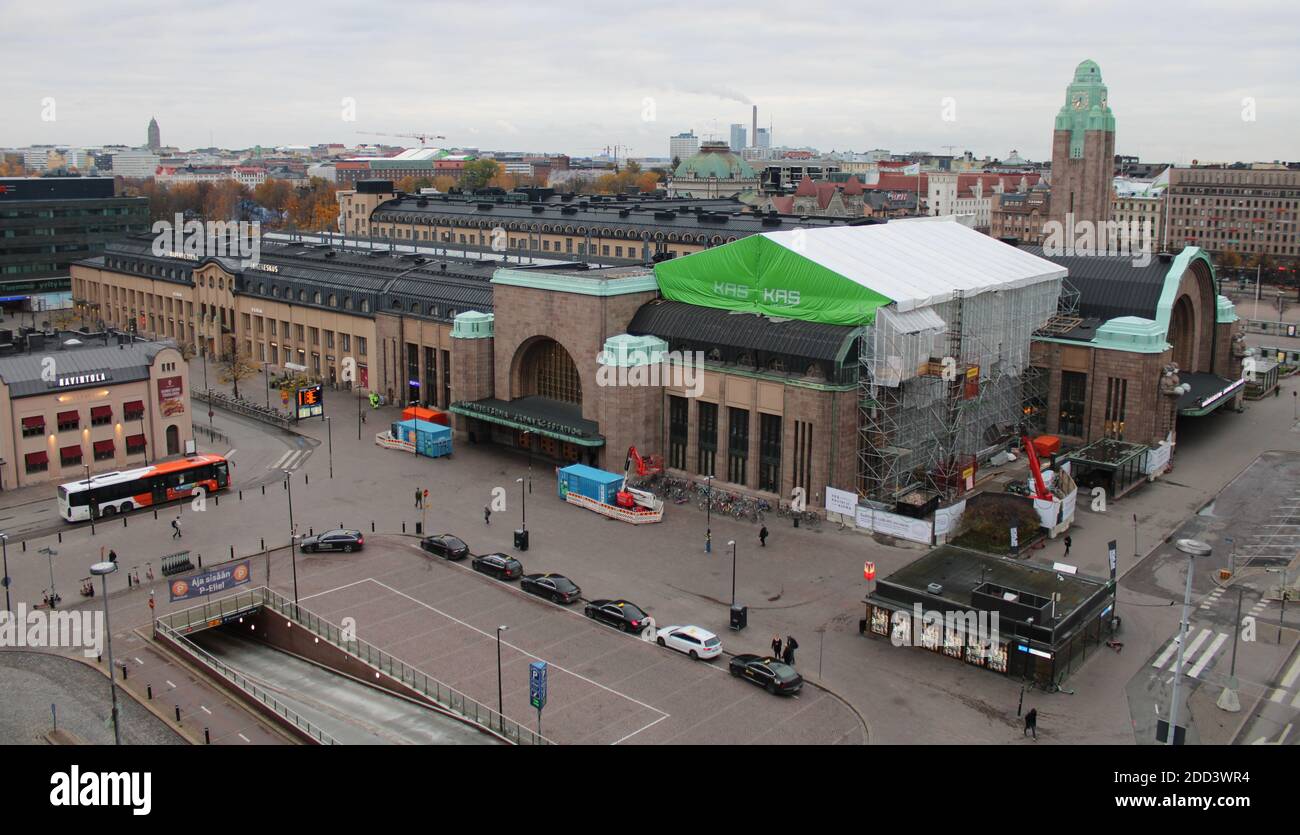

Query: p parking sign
[{"left": 529, "top": 661, "right": 548, "bottom": 710}]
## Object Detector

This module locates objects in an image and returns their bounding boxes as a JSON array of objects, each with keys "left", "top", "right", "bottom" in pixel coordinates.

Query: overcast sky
[{"left": 2, "top": 0, "right": 1296, "bottom": 164}]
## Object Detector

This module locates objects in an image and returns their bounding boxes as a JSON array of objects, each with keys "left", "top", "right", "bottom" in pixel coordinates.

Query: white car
[{"left": 655, "top": 625, "right": 722, "bottom": 660}]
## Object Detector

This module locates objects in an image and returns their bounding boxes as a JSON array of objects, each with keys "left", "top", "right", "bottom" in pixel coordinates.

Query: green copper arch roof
[
  {"left": 673, "top": 149, "right": 756, "bottom": 179},
  {"left": 1153, "top": 247, "right": 1219, "bottom": 339}
]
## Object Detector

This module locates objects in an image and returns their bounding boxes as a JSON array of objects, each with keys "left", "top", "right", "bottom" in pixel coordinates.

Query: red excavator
[
  {"left": 616, "top": 447, "right": 663, "bottom": 509},
  {"left": 1020, "top": 424, "right": 1052, "bottom": 501}
]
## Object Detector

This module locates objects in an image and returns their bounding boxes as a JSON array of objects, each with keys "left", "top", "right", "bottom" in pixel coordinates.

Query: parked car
[
  {"left": 655, "top": 625, "right": 722, "bottom": 660},
  {"left": 299, "top": 529, "right": 364, "bottom": 553},
  {"left": 420, "top": 534, "right": 469, "bottom": 561},
  {"left": 583, "top": 599, "right": 651, "bottom": 633},
  {"left": 520, "top": 573, "right": 581, "bottom": 604},
  {"left": 729, "top": 654, "right": 803, "bottom": 695},
  {"left": 472, "top": 552, "right": 523, "bottom": 581}
]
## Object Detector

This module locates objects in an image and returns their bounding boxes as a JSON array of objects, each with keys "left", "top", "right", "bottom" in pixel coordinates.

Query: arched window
[
  {"left": 329, "top": 294, "right": 337, "bottom": 307},
  {"left": 519, "top": 338, "right": 581, "bottom": 404},
  {"left": 314, "top": 291, "right": 322, "bottom": 304},
  {"left": 344, "top": 296, "right": 354, "bottom": 311}
]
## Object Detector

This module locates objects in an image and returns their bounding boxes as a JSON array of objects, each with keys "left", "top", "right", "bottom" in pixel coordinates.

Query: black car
[
  {"left": 583, "top": 599, "right": 650, "bottom": 633},
  {"left": 420, "top": 534, "right": 469, "bottom": 561},
  {"left": 472, "top": 553, "right": 523, "bottom": 581},
  {"left": 729, "top": 655, "right": 803, "bottom": 695},
  {"left": 520, "top": 573, "right": 581, "bottom": 604},
  {"left": 299, "top": 529, "right": 364, "bottom": 553}
]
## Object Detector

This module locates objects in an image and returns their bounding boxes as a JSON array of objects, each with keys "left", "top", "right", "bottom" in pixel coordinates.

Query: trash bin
[
  {"left": 729, "top": 604, "right": 747, "bottom": 631},
  {"left": 514, "top": 528, "right": 529, "bottom": 551}
]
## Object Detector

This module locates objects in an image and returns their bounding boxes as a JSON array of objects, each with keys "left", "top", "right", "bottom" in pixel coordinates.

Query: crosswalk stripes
[
  {"left": 1266, "top": 652, "right": 1300, "bottom": 708},
  {"left": 268, "top": 448, "right": 310, "bottom": 471},
  {"left": 1151, "top": 627, "right": 1232, "bottom": 679},
  {"left": 1199, "top": 588, "right": 1226, "bottom": 610}
]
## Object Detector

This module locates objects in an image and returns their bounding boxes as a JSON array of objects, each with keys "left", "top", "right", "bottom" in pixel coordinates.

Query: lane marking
[
  {"left": 133, "top": 657, "right": 144, "bottom": 665},
  {"left": 200, "top": 705, "right": 212, "bottom": 715},
  {"left": 1152, "top": 635, "right": 1182, "bottom": 670},
  {"left": 1279, "top": 651, "right": 1300, "bottom": 690},
  {"left": 1188, "top": 633, "right": 1228, "bottom": 678},
  {"left": 270, "top": 451, "right": 292, "bottom": 470},
  {"left": 165, "top": 680, "right": 176, "bottom": 689},
  {"left": 238, "top": 733, "right": 250, "bottom": 743}
]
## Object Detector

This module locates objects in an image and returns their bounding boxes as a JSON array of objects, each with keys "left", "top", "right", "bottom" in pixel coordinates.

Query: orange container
[
  {"left": 1032, "top": 435, "right": 1061, "bottom": 456},
  {"left": 402, "top": 406, "right": 449, "bottom": 425}
]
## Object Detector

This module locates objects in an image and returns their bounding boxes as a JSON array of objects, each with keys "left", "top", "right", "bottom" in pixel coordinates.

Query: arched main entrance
[
  {"left": 516, "top": 338, "right": 582, "bottom": 404},
  {"left": 1169, "top": 294, "right": 1196, "bottom": 370}
]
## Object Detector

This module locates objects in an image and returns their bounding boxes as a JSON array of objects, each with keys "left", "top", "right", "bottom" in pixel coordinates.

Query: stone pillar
[{"left": 449, "top": 312, "right": 495, "bottom": 440}]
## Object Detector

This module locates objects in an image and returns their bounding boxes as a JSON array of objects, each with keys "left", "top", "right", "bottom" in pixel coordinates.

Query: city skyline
[{"left": 2, "top": 0, "right": 1296, "bottom": 163}]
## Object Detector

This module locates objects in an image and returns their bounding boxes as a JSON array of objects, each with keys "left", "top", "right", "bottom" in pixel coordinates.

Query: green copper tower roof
[{"left": 1054, "top": 59, "right": 1116, "bottom": 157}]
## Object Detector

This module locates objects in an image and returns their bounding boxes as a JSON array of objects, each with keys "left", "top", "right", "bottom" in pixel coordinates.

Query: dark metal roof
[
  {"left": 1022, "top": 246, "right": 1173, "bottom": 321},
  {"left": 627, "top": 299, "right": 857, "bottom": 362},
  {"left": 0, "top": 338, "right": 173, "bottom": 398}
]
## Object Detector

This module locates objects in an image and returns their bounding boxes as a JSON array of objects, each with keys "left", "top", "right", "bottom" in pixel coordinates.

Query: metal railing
[
  {"left": 193, "top": 423, "right": 230, "bottom": 445},
  {"left": 192, "top": 388, "right": 293, "bottom": 429},
  {"left": 154, "top": 595, "right": 338, "bottom": 745},
  {"left": 1242, "top": 318, "right": 1298, "bottom": 338},
  {"left": 159, "top": 587, "right": 552, "bottom": 745}
]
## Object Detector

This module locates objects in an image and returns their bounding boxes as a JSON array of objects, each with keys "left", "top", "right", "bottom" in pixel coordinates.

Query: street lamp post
[
  {"left": 515, "top": 477, "right": 527, "bottom": 531},
  {"left": 42, "top": 547, "right": 58, "bottom": 607},
  {"left": 1, "top": 533, "right": 10, "bottom": 613},
  {"left": 1168, "top": 539, "right": 1210, "bottom": 745},
  {"left": 496, "top": 625, "right": 509, "bottom": 730},
  {"left": 263, "top": 362, "right": 271, "bottom": 408},
  {"left": 704, "top": 475, "right": 714, "bottom": 554},
  {"left": 728, "top": 540, "right": 737, "bottom": 607},
  {"left": 90, "top": 560, "right": 121, "bottom": 744},
  {"left": 1266, "top": 567, "right": 1289, "bottom": 645},
  {"left": 284, "top": 469, "right": 299, "bottom": 617},
  {"left": 325, "top": 416, "right": 333, "bottom": 479}
]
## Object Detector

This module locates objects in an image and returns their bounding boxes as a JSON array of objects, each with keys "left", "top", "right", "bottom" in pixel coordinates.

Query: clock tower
[{"left": 1048, "top": 59, "right": 1116, "bottom": 236}]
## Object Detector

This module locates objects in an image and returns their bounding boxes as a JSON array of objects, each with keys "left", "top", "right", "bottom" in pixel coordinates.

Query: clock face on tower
[{"left": 1072, "top": 93, "right": 1087, "bottom": 110}]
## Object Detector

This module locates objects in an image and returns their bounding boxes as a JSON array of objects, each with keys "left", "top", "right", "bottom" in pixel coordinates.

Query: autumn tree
[
  {"left": 219, "top": 349, "right": 261, "bottom": 399},
  {"left": 432, "top": 175, "right": 457, "bottom": 193},
  {"left": 254, "top": 179, "right": 293, "bottom": 215},
  {"left": 488, "top": 171, "right": 519, "bottom": 190}
]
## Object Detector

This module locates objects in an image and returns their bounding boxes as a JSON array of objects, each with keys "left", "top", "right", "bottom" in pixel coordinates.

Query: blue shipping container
[
  {"left": 557, "top": 464, "right": 624, "bottom": 505},
  {"left": 391, "top": 419, "right": 453, "bottom": 459}
]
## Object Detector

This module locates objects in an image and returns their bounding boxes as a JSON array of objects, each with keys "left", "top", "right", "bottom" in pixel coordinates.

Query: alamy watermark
[
  {"left": 890, "top": 604, "right": 1001, "bottom": 658},
  {"left": 0, "top": 605, "right": 104, "bottom": 658},
  {"left": 1042, "top": 213, "right": 1153, "bottom": 267},
  {"left": 595, "top": 349, "right": 705, "bottom": 397},
  {"left": 151, "top": 213, "right": 261, "bottom": 268}
]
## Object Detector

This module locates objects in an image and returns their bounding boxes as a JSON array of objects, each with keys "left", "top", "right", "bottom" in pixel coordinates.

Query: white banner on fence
[
  {"left": 825, "top": 486, "right": 858, "bottom": 518},
  {"left": 1033, "top": 496, "right": 1061, "bottom": 529},
  {"left": 855, "top": 506, "right": 933, "bottom": 544},
  {"left": 934, "top": 500, "right": 967, "bottom": 537},
  {"left": 1145, "top": 442, "right": 1171, "bottom": 475},
  {"left": 1061, "top": 488, "right": 1077, "bottom": 522}
]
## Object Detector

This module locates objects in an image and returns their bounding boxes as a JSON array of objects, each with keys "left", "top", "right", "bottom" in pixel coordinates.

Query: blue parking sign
[{"left": 529, "top": 661, "right": 548, "bottom": 710}]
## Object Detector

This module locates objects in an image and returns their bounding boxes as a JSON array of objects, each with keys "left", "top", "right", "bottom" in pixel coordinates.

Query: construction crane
[
  {"left": 616, "top": 446, "right": 663, "bottom": 509},
  {"left": 357, "top": 131, "right": 446, "bottom": 147},
  {"left": 1019, "top": 423, "right": 1052, "bottom": 501}
]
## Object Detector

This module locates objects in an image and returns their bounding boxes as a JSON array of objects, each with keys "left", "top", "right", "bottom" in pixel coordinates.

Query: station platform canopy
[{"left": 652, "top": 218, "right": 1066, "bottom": 326}]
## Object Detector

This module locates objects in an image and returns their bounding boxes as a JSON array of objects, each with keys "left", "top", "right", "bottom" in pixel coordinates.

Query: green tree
[{"left": 461, "top": 159, "right": 501, "bottom": 190}]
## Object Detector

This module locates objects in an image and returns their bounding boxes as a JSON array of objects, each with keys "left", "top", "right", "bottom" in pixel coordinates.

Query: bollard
[
  {"left": 230, "top": 545, "right": 234, "bottom": 560},
  {"left": 147, "top": 684, "right": 152, "bottom": 700},
  {"left": 123, "top": 516, "right": 127, "bottom": 528},
  {"left": 239, "top": 490, "right": 243, "bottom": 501},
  {"left": 371, "top": 521, "right": 375, "bottom": 533},
  {"left": 305, "top": 474, "right": 309, "bottom": 486},
  {"left": 58, "top": 531, "right": 62, "bottom": 543},
  {"left": 98, "top": 654, "right": 102, "bottom": 664},
  {"left": 175, "top": 705, "right": 181, "bottom": 722},
  {"left": 121, "top": 664, "right": 128, "bottom": 680},
  {"left": 204, "top": 727, "right": 210, "bottom": 744},
  {"left": 21, "top": 540, "right": 26, "bottom": 552},
  {"left": 197, "top": 554, "right": 203, "bottom": 568},
  {"left": 154, "top": 509, "right": 158, "bottom": 520},
  {"left": 262, "top": 484, "right": 266, "bottom": 496},
  {"left": 260, "top": 538, "right": 265, "bottom": 551},
  {"left": 215, "top": 495, "right": 219, "bottom": 507},
  {"left": 402, "top": 522, "right": 406, "bottom": 533},
  {"left": 309, "top": 528, "right": 313, "bottom": 537}
]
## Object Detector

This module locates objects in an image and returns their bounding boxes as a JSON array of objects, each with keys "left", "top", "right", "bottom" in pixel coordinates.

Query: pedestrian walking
[
  {"left": 171, "top": 517, "right": 182, "bottom": 539},
  {"left": 484, "top": 505, "right": 492, "bottom": 525},
  {"left": 415, "top": 488, "right": 423, "bottom": 509},
  {"left": 108, "top": 549, "right": 117, "bottom": 564},
  {"left": 783, "top": 635, "right": 799, "bottom": 666},
  {"left": 771, "top": 634, "right": 783, "bottom": 659},
  {"left": 1063, "top": 535, "right": 1072, "bottom": 558},
  {"left": 759, "top": 525, "right": 769, "bottom": 547},
  {"left": 1024, "top": 707, "right": 1037, "bottom": 740}
]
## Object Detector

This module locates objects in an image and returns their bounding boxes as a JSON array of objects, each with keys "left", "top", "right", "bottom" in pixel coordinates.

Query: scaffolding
[{"left": 858, "top": 278, "right": 1063, "bottom": 503}]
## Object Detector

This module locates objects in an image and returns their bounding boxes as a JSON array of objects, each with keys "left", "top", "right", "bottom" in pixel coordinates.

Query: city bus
[{"left": 56, "top": 454, "right": 230, "bottom": 522}]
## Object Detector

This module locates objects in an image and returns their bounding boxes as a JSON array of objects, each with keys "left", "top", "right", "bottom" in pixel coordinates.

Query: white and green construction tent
[{"left": 652, "top": 218, "right": 1067, "bottom": 326}]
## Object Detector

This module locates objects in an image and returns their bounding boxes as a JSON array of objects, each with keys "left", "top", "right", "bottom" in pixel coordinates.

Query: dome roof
[
  {"left": 674, "top": 141, "right": 756, "bottom": 180},
  {"left": 1073, "top": 59, "right": 1101, "bottom": 82}
]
